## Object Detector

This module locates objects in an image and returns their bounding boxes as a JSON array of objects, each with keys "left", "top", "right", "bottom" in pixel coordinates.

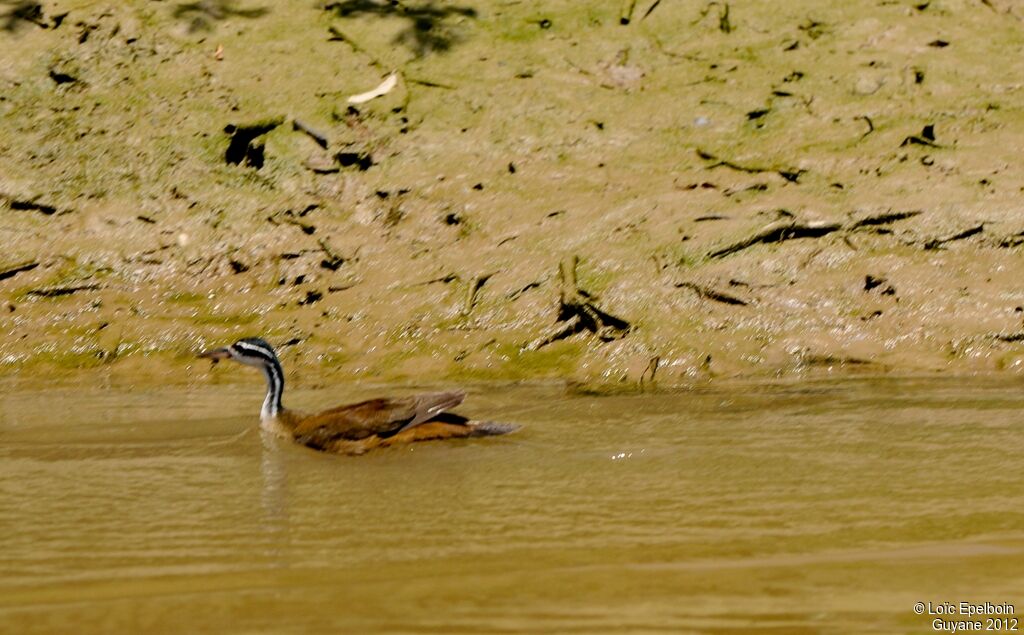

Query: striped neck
[
  {"left": 260, "top": 358, "right": 285, "bottom": 420},
  {"left": 229, "top": 338, "right": 286, "bottom": 421}
]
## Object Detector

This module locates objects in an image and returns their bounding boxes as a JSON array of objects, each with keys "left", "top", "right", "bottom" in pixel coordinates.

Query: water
[{"left": 1, "top": 377, "right": 1023, "bottom": 633}]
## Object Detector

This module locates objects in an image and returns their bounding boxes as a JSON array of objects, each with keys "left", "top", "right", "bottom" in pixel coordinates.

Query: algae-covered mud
[{"left": 3, "top": 0, "right": 1024, "bottom": 384}]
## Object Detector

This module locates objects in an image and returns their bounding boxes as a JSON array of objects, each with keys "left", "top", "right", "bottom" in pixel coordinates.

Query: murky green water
[{"left": 1, "top": 377, "right": 1023, "bottom": 633}]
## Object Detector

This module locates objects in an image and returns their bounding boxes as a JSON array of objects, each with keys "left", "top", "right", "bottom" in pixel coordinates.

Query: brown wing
[{"left": 292, "top": 391, "right": 465, "bottom": 448}]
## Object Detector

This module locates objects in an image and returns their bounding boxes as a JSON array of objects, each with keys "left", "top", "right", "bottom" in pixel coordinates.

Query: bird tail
[
  {"left": 399, "top": 390, "right": 467, "bottom": 432},
  {"left": 468, "top": 421, "right": 520, "bottom": 436}
]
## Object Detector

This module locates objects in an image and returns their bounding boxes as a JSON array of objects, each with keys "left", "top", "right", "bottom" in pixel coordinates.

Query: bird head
[{"left": 198, "top": 337, "right": 280, "bottom": 368}]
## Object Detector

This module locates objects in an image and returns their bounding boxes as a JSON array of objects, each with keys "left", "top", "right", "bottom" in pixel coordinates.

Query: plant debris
[
  {"left": 992, "top": 332, "right": 1024, "bottom": 343},
  {"left": 696, "top": 148, "right": 805, "bottom": 182},
  {"left": 292, "top": 119, "right": 329, "bottom": 149},
  {"left": 901, "top": 124, "right": 939, "bottom": 147},
  {"left": 0, "top": 260, "right": 38, "bottom": 281},
  {"left": 997, "top": 231, "right": 1024, "bottom": 248},
  {"left": 318, "top": 239, "right": 347, "bottom": 271},
  {"left": 527, "top": 256, "right": 630, "bottom": 350},
  {"left": 864, "top": 275, "right": 896, "bottom": 295},
  {"left": 620, "top": 0, "right": 637, "bottom": 25},
  {"left": 48, "top": 69, "right": 79, "bottom": 85},
  {"left": 709, "top": 219, "right": 841, "bottom": 258},
  {"left": 2, "top": 193, "right": 61, "bottom": 215},
  {"left": 848, "top": 209, "right": 922, "bottom": 230},
  {"left": 694, "top": 1, "right": 732, "bottom": 33},
  {"left": 676, "top": 281, "right": 748, "bottom": 305},
  {"left": 27, "top": 284, "right": 100, "bottom": 297},
  {"left": 923, "top": 224, "right": 984, "bottom": 250},
  {"left": 462, "top": 273, "right": 493, "bottom": 315}
]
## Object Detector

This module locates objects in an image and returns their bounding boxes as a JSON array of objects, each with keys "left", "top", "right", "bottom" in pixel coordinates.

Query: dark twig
[
  {"left": 696, "top": 148, "right": 805, "bottom": 182},
  {"left": 640, "top": 356, "right": 660, "bottom": 385},
  {"left": 620, "top": 0, "right": 637, "bottom": 24},
  {"left": 0, "top": 260, "right": 38, "bottom": 282},
  {"left": 463, "top": 273, "right": 494, "bottom": 315},
  {"left": 992, "top": 332, "right": 1024, "bottom": 343},
  {"left": 292, "top": 119, "right": 329, "bottom": 149},
  {"left": 526, "top": 257, "right": 630, "bottom": 350},
  {"left": 676, "top": 282, "right": 748, "bottom": 305},
  {"left": 847, "top": 210, "right": 921, "bottom": 230},
  {"left": 1, "top": 192, "right": 64, "bottom": 215},
  {"left": 27, "top": 284, "right": 100, "bottom": 297},
  {"left": 327, "top": 25, "right": 389, "bottom": 72},
  {"left": 694, "top": 1, "right": 731, "bottom": 33},
  {"left": 858, "top": 115, "right": 874, "bottom": 139},
  {"left": 923, "top": 224, "right": 985, "bottom": 250},
  {"left": 641, "top": 0, "right": 662, "bottom": 20},
  {"left": 708, "top": 220, "right": 841, "bottom": 258}
]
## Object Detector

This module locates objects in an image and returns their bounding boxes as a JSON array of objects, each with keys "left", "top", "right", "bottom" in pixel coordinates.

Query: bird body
[{"left": 199, "top": 338, "right": 517, "bottom": 454}]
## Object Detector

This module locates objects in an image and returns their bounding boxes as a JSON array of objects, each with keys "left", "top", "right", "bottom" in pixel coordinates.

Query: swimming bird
[{"left": 198, "top": 338, "right": 518, "bottom": 454}]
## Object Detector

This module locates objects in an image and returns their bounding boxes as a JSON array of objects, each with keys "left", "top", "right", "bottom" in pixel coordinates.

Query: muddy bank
[{"left": 3, "top": 0, "right": 1024, "bottom": 388}]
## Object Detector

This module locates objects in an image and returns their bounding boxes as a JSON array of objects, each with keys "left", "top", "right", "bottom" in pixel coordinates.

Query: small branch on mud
[
  {"left": 718, "top": 2, "right": 732, "bottom": 32},
  {"left": 507, "top": 278, "right": 546, "bottom": 300},
  {"left": 638, "top": 0, "right": 663, "bottom": 20},
  {"left": 978, "top": 0, "right": 1022, "bottom": 20},
  {"left": 708, "top": 219, "right": 841, "bottom": 258},
  {"left": 706, "top": 209, "right": 924, "bottom": 259},
  {"left": 620, "top": 0, "right": 637, "bottom": 24},
  {"left": 526, "top": 256, "right": 631, "bottom": 350},
  {"left": 696, "top": 148, "right": 805, "bottom": 183},
  {"left": 639, "top": 355, "right": 660, "bottom": 385},
  {"left": 462, "top": 273, "right": 494, "bottom": 315},
  {"left": 1, "top": 193, "right": 63, "bottom": 215},
  {"left": 409, "top": 272, "right": 458, "bottom": 287},
  {"left": 992, "top": 332, "right": 1024, "bottom": 343},
  {"left": 0, "top": 260, "right": 38, "bottom": 282},
  {"left": 996, "top": 231, "right": 1024, "bottom": 248},
  {"left": 26, "top": 284, "right": 100, "bottom": 297},
  {"left": 675, "top": 281, "right": 748, "bottom": 305},
  {"left": 693, "top": 1, "right": 732, "bottom": 33},
  {"left": 224, "top": 117, "right": 284, "bottom": 136},
  {"left": 923, "top": 224, "right": 985, "bottom": 250},
  {"left": 327, "top": 25, "right": 390, "bottom": 72},
  {"left": 847, "top": 209, "right": 922, "bottom": 230},
  {"left": 857, "top": 115, "right": 874, "bottom": 139},
  {"left": 864, "top": 275, "right": 896, "bottom": 295},
  {"left": 328, "top": 281, "right": 359, "bottom": 293},
  {"left": 527, "top": 316, "right": 583, "bottom": 351},
  {"left": 406, "top": 76, "right": 455, "bottom": 89},
  {"left": 292, "top": 119, "right": 329, "bottom": 149},
  {"left": 641, "top": 0, "right": 662, "bottom": 21},
  {"left": 282, "top": 217, "right": 316, "bottom": 235},
  {"left": 799, "top": 354, "right": 874, "bottom": 369},
  {"left": 317, "top": 238, "right": 346, "bottom": 271},
  {"left": 646, "top": 33, "right": 704, "bottom": 60},
  {"left": 707, "top": 209, "right": 925, "bottom": 259},
  {"left": 900, "top": 124, "right": 940, "bottom": 148}
]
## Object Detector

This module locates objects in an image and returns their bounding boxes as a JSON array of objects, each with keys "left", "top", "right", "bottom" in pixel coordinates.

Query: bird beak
[{"left": 198, "top": 347, "right": 232, "bottom": 364}]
